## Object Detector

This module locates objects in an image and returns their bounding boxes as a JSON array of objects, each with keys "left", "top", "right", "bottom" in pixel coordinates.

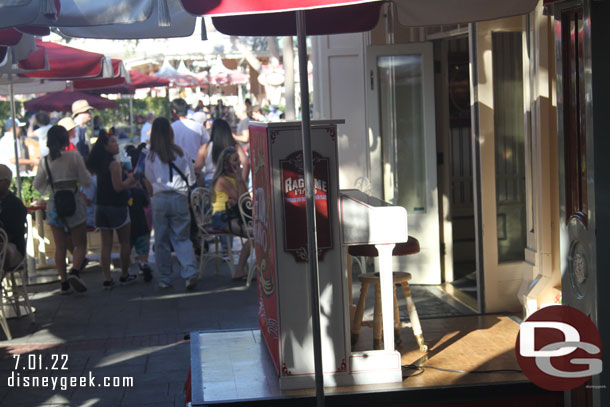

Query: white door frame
[
  {"left": 473, "top": 17, "right": 532, "bottom": 313},
  {"left": 366, "top": 43, "right": 441, "bottom": 284}
]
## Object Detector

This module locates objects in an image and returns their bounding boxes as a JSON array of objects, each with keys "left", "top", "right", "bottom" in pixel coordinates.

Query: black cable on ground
[{"left": 403, "top": 364, "right": 522, "bottom": 375}]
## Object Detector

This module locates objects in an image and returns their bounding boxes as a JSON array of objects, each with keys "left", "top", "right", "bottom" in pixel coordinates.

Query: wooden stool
[
  {"left": 348, "top": 237, "right": 426, "bottom": 352},
  {"left": 351, "top": 271, "right": 427, "bottom": 352}
]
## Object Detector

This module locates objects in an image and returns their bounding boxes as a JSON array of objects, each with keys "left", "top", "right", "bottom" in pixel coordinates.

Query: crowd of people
[{"left": 1, "top": 96, "right": 269, "bottom": 295}]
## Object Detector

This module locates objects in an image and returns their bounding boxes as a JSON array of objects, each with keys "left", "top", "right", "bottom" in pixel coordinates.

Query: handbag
[
  {"left": 44, "top": 157, "right": 77, "bottom": 218},
  {"left": 224, "top": 189, "right": 252, "bottom": 235},
  {"left": 224, "top": 201, "right": 244, "bottom": 235},
  {"left": 225, "top": 201, "right": 242, "bottom": 223},
  {"left": 169, "top": 160, "right": 201, "bottom": 248}
]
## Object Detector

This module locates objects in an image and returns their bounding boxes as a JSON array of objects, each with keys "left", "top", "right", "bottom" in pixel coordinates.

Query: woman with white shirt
[{"left": 144, "top": 117, "right": 198, "bottom": 290}]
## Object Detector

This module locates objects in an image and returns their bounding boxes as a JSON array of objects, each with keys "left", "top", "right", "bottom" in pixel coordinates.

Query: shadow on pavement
[{"left": 0, "top": 259, "right": 258, "bottom": 407}]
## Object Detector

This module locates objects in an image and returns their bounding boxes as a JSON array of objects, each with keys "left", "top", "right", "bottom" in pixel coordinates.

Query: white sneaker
[
  {"left": 186, "top": 276, "right": 198, "bottom": 290},
  {"left": 158, "top": 281, "right": 171, "bottom": 289}
]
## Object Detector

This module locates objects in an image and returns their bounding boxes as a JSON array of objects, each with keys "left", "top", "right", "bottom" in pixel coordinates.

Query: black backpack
[{"left": 44, "top": 157, "right": 77, "bottom": 218}]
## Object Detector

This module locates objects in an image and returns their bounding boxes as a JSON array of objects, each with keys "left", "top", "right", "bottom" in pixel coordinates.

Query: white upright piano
[{"left": 340, "top": 189, "right": 410, "bottom": 353}]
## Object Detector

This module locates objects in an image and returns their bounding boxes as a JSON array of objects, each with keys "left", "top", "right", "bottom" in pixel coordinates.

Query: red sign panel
[
  {"left": 250, "top": 125, "right": 280, "bottom": 374},
  {"left": 280, "top": 151, "right": 332, "bottom": 262}
]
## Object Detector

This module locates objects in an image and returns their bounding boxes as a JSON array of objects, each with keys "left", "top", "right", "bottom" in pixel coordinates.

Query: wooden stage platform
[{"left": 189, "top": 315, "right": 563, "bottom": 406}]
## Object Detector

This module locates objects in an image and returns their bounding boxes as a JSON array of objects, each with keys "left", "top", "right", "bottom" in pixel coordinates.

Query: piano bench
[
  {"left": 347, "top": 237, "right": 420, "bottom": 257},
  {"left": 351, "top": 271, "right": 427, "bottom": 352}
]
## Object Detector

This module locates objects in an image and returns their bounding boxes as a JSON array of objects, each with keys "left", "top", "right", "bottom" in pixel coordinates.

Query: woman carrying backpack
[{"left": 34, "top": 125, "right": 91, "bottom": 295}]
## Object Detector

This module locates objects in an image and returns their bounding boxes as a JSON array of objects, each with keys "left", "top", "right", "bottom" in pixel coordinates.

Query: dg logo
[{"left": 516, "top": 305, "right": 602, "bottom": 391}]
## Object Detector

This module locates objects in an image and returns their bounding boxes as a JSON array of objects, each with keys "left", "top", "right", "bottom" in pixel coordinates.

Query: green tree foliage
[
  {"left": 10, "top": 176, "right": 42, "bottom": 205},
  {"left": 96, "top": 96, "right": 170, "bottom": 135},
  {"left": 0, "top": 101, "right": 24, "bottom": 126}
]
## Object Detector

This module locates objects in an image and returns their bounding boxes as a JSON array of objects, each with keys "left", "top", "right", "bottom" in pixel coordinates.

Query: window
[
  {"left": 561, "top": 8, "right": 587, "bottom": 226},
  {"left": 492, "top": 32, "right": 527, "bottom": 262}
]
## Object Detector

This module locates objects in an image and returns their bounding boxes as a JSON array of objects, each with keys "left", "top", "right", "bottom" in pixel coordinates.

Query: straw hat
[
  {"left": 71, "top": 99, "right": 93, "bottom": 117},
  {"left": 58, "top": 117, "right": 77, "bottom": 132}
]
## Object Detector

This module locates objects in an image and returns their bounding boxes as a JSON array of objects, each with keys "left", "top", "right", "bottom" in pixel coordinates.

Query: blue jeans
[{"left": 152, "top": 191, "right": 198, "bottom": 284}]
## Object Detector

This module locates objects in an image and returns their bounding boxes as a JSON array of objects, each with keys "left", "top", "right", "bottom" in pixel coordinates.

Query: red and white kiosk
[{"left": 249, "top": 120, "right": 405, "bottom": 389}]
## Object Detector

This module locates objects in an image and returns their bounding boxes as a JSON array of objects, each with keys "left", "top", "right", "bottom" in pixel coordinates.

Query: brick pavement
[{"left": 0, "top": 259, "right": 259, "bottom": 407}]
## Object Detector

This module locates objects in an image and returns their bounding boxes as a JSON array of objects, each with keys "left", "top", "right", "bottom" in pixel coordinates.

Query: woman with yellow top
[{"left": 211, "top": 146, "right": 251, "bottom": 280}]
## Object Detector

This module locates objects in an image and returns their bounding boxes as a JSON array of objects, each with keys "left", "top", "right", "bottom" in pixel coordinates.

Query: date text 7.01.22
[{"left": 13, "top": 354, "right": 68, "bottom": 371}]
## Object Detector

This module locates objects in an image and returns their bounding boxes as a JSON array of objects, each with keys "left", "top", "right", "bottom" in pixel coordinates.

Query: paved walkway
[{"left": 1, "top": 257, "right": 259, "bottom": 407}]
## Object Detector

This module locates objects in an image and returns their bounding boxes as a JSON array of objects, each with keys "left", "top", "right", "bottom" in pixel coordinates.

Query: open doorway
[
  {"left": 435, "top": 35, "right": 478, "bottom": 310},
  {"left": 365, "top": 37, "right": 479, "bottom": 311}
]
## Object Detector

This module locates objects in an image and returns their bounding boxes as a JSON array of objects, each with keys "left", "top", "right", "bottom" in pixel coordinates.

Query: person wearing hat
[
  {"left": 58, "top": 116, "right": 79, "bottom": 152},
  {"left": 0, "top": 164, "right": 27, "bottom": 270},
  {"left": 71, "top": 99, "right": 93, "bottom": 159},
  {"left": 0, "top": 117, "right": 35, "bottom": 176}
]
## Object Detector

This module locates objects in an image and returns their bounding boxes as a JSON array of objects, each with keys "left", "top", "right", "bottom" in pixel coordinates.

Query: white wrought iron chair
[
  {"left": 0, "top": 225, "right": 35, "bottom": 328},
  {"left": 238, "top": 191, "right": 256, "bottom": 287},
  {"left": 0, "top": 228, "right": 12, "bottom": 340},
  {"left": 190, "top": 187, "right": 236, "bottom": 278}
]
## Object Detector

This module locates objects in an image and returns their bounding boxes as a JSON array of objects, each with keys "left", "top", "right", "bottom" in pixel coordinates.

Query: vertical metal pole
[
  {"left": 8, "top": 81, "right": 22, "bottom": 200},
  {"left": 297, "top": 10, "right": 325, "bottom": 407},
  {"left": 283, "top": 36, "right": 296, "bottom": 120},
  {"left": 207, "top": 68, "right": 212, "bottom": 105},
  {"left": 129, "top": 94, "right": 135, "bottom": 137}
]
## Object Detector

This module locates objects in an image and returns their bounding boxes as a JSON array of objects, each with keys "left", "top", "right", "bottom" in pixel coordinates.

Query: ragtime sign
[
  {"left": 515, "top": 305, "right": 603, "bottom": 391},
  {"left": 280, "top": 151, "right": 332, "bottom": 263}
]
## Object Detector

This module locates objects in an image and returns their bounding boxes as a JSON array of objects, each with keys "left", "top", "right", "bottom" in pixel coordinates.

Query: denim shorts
[
  {"left": 46, "top": 195, "right": 87, "bottom": 229},
  {"left": 211, "top": 211, "right": 228, "bottom": 230}
]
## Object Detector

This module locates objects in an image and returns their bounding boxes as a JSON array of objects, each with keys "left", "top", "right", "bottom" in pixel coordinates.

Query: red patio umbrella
[
  {"left": 74, "top": 70, "right": 170, "bottom": 93},
  {"left": 0, "top": 33, "right": 37, "bottom": 73},
  {"left": 1, "top": 40, "right": 45, "bottom": 76},
  {"left": 188, "top": 0, "right": 384, "bottom": 35},
  {"left": 0, "top": 26, "right": 50, "bottom": 48},
  {"left": 123, "top": 70, "right": 170, "bottom": 89},
  {"left": 0, "top": 28, "right": 25, "bottom": 46},
  {"left": 20, "top": 39, "right": 112, "bottom": 80},
  {"left": 23, "top": 90, "right": 115, "bottom": 113}
]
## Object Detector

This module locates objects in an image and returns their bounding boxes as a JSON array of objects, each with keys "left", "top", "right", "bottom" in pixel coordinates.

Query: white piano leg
[{"left": 376, "top": 244, "right": 395, "bottom": 352}]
